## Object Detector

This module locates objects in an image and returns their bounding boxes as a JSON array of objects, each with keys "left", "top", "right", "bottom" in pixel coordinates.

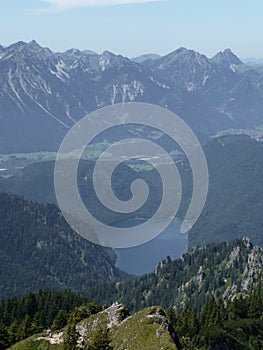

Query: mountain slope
[
  {"left": 0, "top": 159, "right": 163, "bottom": 227},
  {"left": 7, "top": 293, "right": 263, "bottom": 350},
  {"left": 1, "top": 237, "right": 263, "bottom": 349},
  {"left": 147, "top": 47, "right": 224, "bottom": 92},
  {"left": 131, "top": 53, "right": 161, "bottom": 63},
  {"left": 189, "top": 135, "right": 263, "bottom": 248},
  {"left": 211, "top": 48, "right": 243, "bottom": 69},
  {"left": 2, "top": 135, "right": 263, "bottom": 249},
  {"left": 143, "top": 47, "right": 263, "bottom": 134},
  {"left": 1, "top": 41, "right": 263, "bottom": 152},
  {"left": 0, "top": 41, "right": 178, "bottom": 153},
  {"left": 6, "top": 304, "right": 179, "bottom": 350},
  {"left": 0, "top": 192, "right": 129, "bottom": 299},
  {"left": 78, "top": 304, "right": 179, "bottom": 350},
  {"left": 86, "top": 237, "right": 263, "bottom": 312}
]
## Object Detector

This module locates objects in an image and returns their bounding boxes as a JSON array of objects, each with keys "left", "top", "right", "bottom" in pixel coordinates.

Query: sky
[{"left": 1, "top": 0, "right": 263, "bottom": 58}]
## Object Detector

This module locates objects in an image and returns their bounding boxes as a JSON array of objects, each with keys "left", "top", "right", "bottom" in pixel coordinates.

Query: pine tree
[
  {"left": 62, "top": 322, "right": 79, "bottom": 350},
  {"left": 31, "top": 312, "right": 42, "bottom": 334},
  {"left": 177, "top": 303, "right": 199, "bottom": 339},
  {"left": 0, "top": 322, "right": 9, "bottom": 350},
  {"left": 7, "top": 320, "right": 18, "bottom": 345},
  {"left": 88, "top": 327, "right": 112, "bottom": 350},
  {"left": 16, "top": 314, "right": 32, "bottom": 341},
  {"left": 52, "top": 310, "right": 68, "bottom": 331}
]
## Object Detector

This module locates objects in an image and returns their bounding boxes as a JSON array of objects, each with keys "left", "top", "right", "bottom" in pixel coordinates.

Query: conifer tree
[
  {"left": 0, "top": 322, "right": 9, "bottom": 350},
  {"left": 52, "top": 310, "right": 68, "bottom": 331},
  {"left": 88, "top": 327, "right": 112, "bottom": 350},
  {"left": 17, "top": 314, "right": 32, "bottom": 341},
  {"left": 62, "top": 322, "right": 79, "bottom": 350}
]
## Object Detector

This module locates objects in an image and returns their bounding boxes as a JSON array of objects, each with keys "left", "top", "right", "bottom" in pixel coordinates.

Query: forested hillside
[
  {"left": 0, "top": 159, "right": 162, "bottom": 225},
  {"left": 0, "top": 193, "right": 129, "bottom": 299},
  {"left": 2, "top": 135, "right": 263, "bottom": 250},
  {"left": 190, "top": 134, "right": 263, "bottom": 247},
  {"left": 86, "top": 237, "right": 263, "bottom": 312},
  {"left": 1, "top": 290, "right": 262, "bottom": 349}
]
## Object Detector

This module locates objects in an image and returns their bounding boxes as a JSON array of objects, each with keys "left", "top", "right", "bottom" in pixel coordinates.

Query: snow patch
[{"left": 49, "top": 60, "right": 69, "bottom": 82}]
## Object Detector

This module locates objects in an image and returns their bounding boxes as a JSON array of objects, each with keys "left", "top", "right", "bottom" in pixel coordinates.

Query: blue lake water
[{"left": 115, "top": 219, "right": 188, "bottom": 275}]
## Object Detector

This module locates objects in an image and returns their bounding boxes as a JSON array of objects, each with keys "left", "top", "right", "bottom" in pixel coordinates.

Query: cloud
[{"left": 38, "top": 0, "right": 160, "bottom": 11}]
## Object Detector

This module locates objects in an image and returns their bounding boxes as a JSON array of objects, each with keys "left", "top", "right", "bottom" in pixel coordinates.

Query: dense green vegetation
[
  {"left": 9, "top": 339, "right": 61, "bottom": 350},
  {"left": 0, "top": 237, "right": 262, "bottom": 349},
  {"left": 0, "top": 192, "right": 129, "bottom": 299},
  {"left": 1, "top": 134, "right": 263, "bottom": 348},
  {"left": 109, "top": 306, "right": 178, "bottom": 350},
  {"left": 167, "top": 294, "right": 263, "bottom": 349},
  {"left": 86, "top": 238, "right": 263, "bottom": 312},
  {"left": 2, "top": 291, "right": 262, "bottom": 349},
  {"left": 0, "top": 289, "right": 100, "bottom": 349},
  {"left": 190, "top": 134, "right": 263, "bottom": 247}
]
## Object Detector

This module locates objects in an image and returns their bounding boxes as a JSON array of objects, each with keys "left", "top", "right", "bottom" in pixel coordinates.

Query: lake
[{"left": 115, "top": 219, "right": 188, "bottom": 275}]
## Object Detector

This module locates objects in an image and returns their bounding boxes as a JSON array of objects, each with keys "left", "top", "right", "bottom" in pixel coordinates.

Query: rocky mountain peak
[
  {"left": 0, "top": 41, "right": 27, "bottom": 59},
  {"left": 58, "top": 48, "right": 93, "bottom": 70},
  {"left": 0, "top": 45, "right": 5, "bottom": 59},
  {"left": 2, "top": 40, "right": 53, "bottom": 62},
  {"left": 132, "top": 53, "right": 161, "bottom": 63},
  {"left": 212, "top": 48, "right": 243, "bottom": 69},
  {"left": 63, "top": 48, "right": 82, "bottom": 57},
  {"left": 27, "top": 39, "right": 42, "bottom": 51},
  {"left": 100, "top": 50, "right": 115, "bottom": 59},
  {"left": 242, "top": 236, "right": 252, "bottom": 248},
  {"left": 99, "top": 50, "right": 130, "bottom": 71},
  {"left": 170, "top": 47, "right": 189, "bottom": 55},
  {"left": 26, "top": 40, "right": 53, "bottom": 58},
  {"left": 57, "top": 48, "right": 97, "bottom": 59},
  {"left": 7, "top": 40, "right": 28, "bottom": 52},
  {"left": 159, "top": 47, "right": 210, "bottom": 67},
  {"left": 155, "top": 256, "right": 172, "bottom": 274},
  {"left": 154, "top": 47, "right": 216, "bottom": 91},
  {"left": 0, "top": 41, "right": 263, "bottom": 153},
  {"left": 83, "top": 49, "right": 98, "bottom": 56}
]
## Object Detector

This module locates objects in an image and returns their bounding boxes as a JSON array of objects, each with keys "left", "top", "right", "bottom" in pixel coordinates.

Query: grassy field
[
  {"left": 0, "top": 151, "right": 57, "bottom": 161},
  {"left": 0, "top": 141, "right": 111, "bottom": 162}
]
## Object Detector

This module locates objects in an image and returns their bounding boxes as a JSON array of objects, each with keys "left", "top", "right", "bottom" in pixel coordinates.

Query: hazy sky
[{"left": 1, "top": 0, "right": 262, "bottom": 58}]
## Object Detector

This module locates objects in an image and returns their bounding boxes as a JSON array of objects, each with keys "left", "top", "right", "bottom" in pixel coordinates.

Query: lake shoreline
[{"left": 114, "top": 219, "right": 188, "bottom": 275}]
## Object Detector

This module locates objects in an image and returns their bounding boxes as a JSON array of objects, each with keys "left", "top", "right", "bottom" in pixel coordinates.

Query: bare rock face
[
  {"left": 1, "top": 41, "right": 263, "bottom": 152},
  {"left": 0, "top": 41, "right": 175, "bottom": 153}
]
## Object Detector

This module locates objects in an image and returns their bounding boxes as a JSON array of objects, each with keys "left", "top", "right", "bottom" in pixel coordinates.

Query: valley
[{"left": 0, "top": 39, "right": 263, "bottom": 349}]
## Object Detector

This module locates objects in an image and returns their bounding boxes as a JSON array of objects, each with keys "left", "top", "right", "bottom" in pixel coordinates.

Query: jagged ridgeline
[
  {"left": 0, "top": 192, "right": 130, "bottom": 299},
  {"left": 1, "top": 41, "right": 263, "bottom": 153},
  {"left": 86, "top": 237, "right": 263, "bottom": 312}
]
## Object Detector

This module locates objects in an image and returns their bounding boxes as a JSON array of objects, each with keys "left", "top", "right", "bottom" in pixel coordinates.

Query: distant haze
[{"left": 1, "top": 0, "right": 263, "bottom": 57}]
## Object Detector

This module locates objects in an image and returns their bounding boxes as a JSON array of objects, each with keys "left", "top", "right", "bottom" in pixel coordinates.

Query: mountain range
[
  {"left": 1, "top": 41, "right": 263, "bottom": 152},
  {"left": 1, "top": 40, "right": 263, "bottom": 350}
]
